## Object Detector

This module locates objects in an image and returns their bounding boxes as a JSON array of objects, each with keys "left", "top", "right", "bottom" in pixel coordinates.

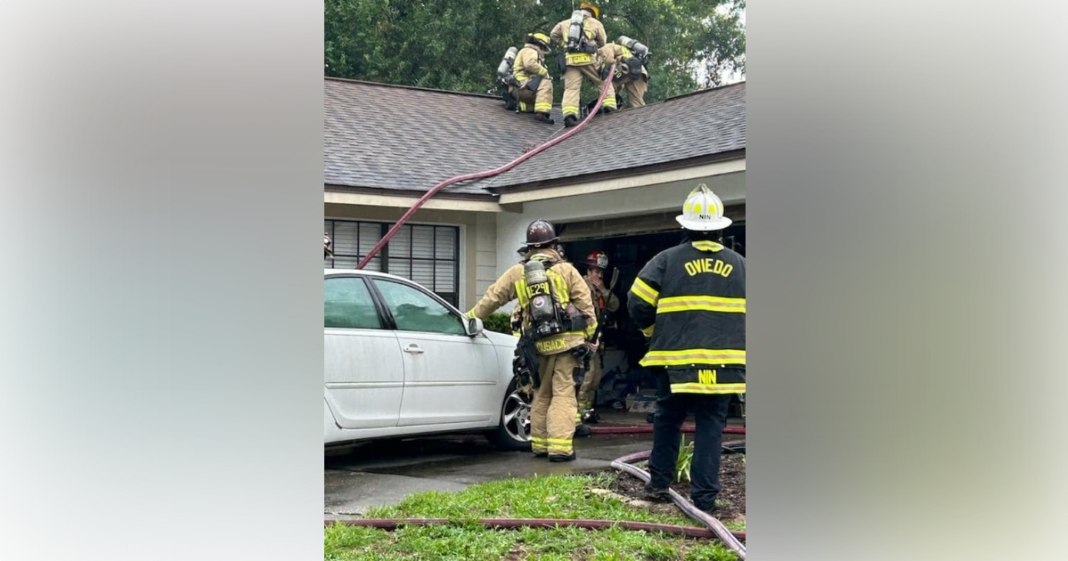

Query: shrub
[{"left": 482, "top": 312, "right": 514, "bottom": 335}]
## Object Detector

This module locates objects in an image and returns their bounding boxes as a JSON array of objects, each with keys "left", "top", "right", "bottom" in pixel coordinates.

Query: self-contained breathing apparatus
[
  {"left": 524, "top": 257, "right": 567, "bottom": 339},
  {"left": 495, "top": 46, "right": 520, "bottom": 111},
  {"left": 524, "top": 256, "right": 594, "bottom": 389},
  {"left": 616, "top": 36, "right": 651, "bottom": 81},
  {"left": 566, "top": 10, "right": 599, "bottom": 55}
]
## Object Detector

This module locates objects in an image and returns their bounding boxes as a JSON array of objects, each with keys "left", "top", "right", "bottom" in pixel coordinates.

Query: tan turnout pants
[
  {"left": 562, "top": 65, "right": 616, "bottom": 118},
  {"left": 616, "top": 75, "right": 648, "bottom": 108},
  {"left": 530, "top": 351, "right": 579, "bottom": 456},
  {"left": 516, "top": 77, "right": 554, "bottom": 114},
  {"left": 576, "top": 350, "right": 604, "bottom": 415}
]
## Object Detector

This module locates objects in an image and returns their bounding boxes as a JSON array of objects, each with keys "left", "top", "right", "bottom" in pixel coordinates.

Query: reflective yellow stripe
[
  {"left": 566, "top": 52, "right": 593, "bottom": 65},
  {"left": 515, "top": 280, "right": 529, "bottom": 307},
  {"left": 465, "top": 310, "right": 477, "bottom": 318},
  {"left": 550, "top": 273, "right": 570, "bottom": 307},
  {"left": 562, "top": 106, "right": 580, "bottom": 117},
  {"left": 546, "top": 437, "right": 571, "bottom": 445},
  {"left": 603, "top": 98, "right": 617, "bottom": 108},
  {"left": 657, "top": 296, "right": 746, "bottom": 314},
  {"left": 640, "top": 324, "right": 655, "bottom": 337},
  {"left": 670, "top": 383, "right": 746, "bottom": 395},
  {"left": 630, "top": 278, "right": 659, "bottom": 306},
  {"left": 640, "top": 349, "right": 746, "bottom": 366},
  {"left": 691, "top": 241, "right": 724, "bottom": 253},
  {"left": 534, "top": 103, "right": 552, "bottom": 112},
  {"left": 517, "top": 267, "right": 570, "bottom": 307}
]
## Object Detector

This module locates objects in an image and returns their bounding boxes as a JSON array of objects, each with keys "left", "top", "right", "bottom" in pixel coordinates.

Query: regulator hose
[{"left": 356, "top": 65, "right": 618, "bottom": 270}]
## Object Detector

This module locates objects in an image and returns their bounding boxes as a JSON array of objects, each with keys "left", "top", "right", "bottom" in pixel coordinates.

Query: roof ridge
[
  {"left": 663, "top": 80, "right": 746, "bottom": 103},
  {"left": 325, "top": 76, "right": 502, "bottom": 100}
]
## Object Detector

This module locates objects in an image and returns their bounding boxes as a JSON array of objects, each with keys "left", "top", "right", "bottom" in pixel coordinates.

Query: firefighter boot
[
  {"left": 549, "top": 451, "right": 577, "bottom": 462},
  {"left": 642, "top": 484, "right": 672, "bottom": 503},
  {"left": 574, "top": 423, "right": 592, "bottom": 438},
  {"left": 564, "top": 115, "right": 578, "bottom": 127},
  {"left": 534, "top": 112, "right": 555, "bottom": 124}
]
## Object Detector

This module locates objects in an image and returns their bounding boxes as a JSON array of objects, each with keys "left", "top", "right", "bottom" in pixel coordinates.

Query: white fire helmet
[{"left": 676, "top": 184, "right": 732, "bottom": 231}]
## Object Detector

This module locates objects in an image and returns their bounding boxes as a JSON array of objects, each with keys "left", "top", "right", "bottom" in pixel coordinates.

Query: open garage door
[
  {"left": 550, "top": 206, "right": 745, "bottom": 417},
  {"left": 555, "top": 205, "right": 745, "bottom": 243}
]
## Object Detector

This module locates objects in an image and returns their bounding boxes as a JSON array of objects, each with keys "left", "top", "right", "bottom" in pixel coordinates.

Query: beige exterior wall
[{"left": 325, "top": 203, "right": 497, "bottom": 310}]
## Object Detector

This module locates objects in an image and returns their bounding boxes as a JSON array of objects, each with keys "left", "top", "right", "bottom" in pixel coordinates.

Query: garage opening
[{"left": 553, "top": 209, "right": 745, "bottom": 418}]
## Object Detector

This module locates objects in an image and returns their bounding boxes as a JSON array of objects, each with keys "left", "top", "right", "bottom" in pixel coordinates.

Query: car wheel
[{"left": 485, "top": 378, "right": 532, "bottom": 451}]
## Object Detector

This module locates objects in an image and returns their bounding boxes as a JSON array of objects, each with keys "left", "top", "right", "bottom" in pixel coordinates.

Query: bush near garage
[{"left": 482, "top": 312, "right": 513, "bottom": 335}]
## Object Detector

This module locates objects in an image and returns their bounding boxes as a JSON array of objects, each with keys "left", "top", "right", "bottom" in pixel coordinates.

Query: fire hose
[
  {"left": 325, "top": 424, "right": 747, "bottom": 558},
  {"left": 611, "top": 449, "right": 747, "bottom": 559},
  {"left": 326, "top": 517, "right": 744, "bottom": 541},
  {"left": 590, "top": 425, "right": 746, "bottom": 436},
  {"left": 356, "top": 65, "right": 618, "bottom": 270}
]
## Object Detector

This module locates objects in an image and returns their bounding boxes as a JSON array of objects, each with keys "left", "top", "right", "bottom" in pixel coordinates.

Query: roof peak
[
  {"left": 663, "top": 80, "right": 746, "bottom": 103},
  {"left": 325, "top": 76, "right": 501, "bottom": 100}
]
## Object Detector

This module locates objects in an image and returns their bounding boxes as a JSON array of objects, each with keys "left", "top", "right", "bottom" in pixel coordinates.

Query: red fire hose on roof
[{"left": 355, "top": 65, "right": 618, "bottom": 270}]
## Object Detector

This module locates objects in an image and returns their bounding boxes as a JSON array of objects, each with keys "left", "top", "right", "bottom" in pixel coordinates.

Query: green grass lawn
[{"left": 325, "top": 472, "right": 741, "bottom": 561}]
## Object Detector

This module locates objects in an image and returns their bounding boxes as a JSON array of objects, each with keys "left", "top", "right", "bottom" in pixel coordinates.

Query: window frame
[
  {"left": 367, "top": 276, "right": 470, "bottom": 337},
  {"left": 323, "top": 274, "right": 392, "bottom": 331},
  {"left": 324, "top": 219, "right": 461, "bottom": 306}
]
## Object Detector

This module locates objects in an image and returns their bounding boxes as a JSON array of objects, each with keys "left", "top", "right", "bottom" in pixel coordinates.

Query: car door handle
[{"left": 403, "top": 345, "right": 424, "bottom": 354}]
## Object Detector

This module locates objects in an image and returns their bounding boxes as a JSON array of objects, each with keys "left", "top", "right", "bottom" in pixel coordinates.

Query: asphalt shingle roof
[{"left": 324, "top": 77, "right": 745, "bottom": 195}]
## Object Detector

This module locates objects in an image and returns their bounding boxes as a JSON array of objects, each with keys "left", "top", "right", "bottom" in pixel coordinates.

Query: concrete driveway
[{"left": 324, "top": 430, "right": 656, "bottom": 519}]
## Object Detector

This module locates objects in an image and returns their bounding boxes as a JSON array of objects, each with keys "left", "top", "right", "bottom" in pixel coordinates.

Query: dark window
[
  {"left": 372, "top": 279, "right": 466, "bottom": 336},
  {"left": 324, "top": 277, "right": 382, "bottom": 329},
  {"left": 325, "top": 220, "right": 460, "bottom": 306}
]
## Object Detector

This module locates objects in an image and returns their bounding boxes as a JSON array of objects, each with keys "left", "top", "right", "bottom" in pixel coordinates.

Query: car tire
[{"left": 485, "top": 378, "right": 533, "bottom": 452}]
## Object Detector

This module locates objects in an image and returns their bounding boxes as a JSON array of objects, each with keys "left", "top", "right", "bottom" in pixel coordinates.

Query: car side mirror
[{"left": 465, "top": 317, "right": 484, "bottom": 337}]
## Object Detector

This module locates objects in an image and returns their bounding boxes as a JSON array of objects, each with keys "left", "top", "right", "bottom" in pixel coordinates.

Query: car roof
[
  {"left": 324, "top": 268, "right": 464, "bottom": 315},
  {"left": 325, "top": 268, "right": 399, "bottom": 280}
]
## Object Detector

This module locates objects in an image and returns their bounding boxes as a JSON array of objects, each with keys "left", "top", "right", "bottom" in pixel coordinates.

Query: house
[{"left": 324, "top": 77, "right": 745, "bottom": 314}]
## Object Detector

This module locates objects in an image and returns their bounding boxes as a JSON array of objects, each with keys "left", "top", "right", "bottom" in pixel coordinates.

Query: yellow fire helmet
[
  {"left": 527, "top": 32, "right": 551, "bottom": 51},
  {"left": 580, "top": 2, "right": 601, "bottom": 19}
]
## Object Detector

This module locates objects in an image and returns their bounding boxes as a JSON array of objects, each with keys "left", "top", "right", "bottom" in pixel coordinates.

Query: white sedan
[{"left": 324, "top": 269, "right": 531, "bottom": 451}]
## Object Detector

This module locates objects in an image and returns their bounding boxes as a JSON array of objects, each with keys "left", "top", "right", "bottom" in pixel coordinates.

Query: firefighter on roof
[
  {"left": 550, "top": 2, "right": 616, "bottom": 127},
  {"left": 466, "top": 220, "right": 597, "bottom": 462},
  {"left": 628, "top": 184, "right": 746, "bottom": 515},
  {"left": 508, "top": 32, "right": 556, "bottom": 124},
  {"left": 599, "top": 36, "right": 651, "bottom": 109}
]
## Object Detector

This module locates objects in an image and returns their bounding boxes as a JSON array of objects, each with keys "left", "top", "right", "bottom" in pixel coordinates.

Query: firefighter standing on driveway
[
  {"left": 512, "top": 32, "right": 556, "bottom": 124},
  {"left": 628, "top": 184, "right": 746, "bottom": 515},
  {"left": 550, "top": 2, "right": 616, "bottom": 127},
  {"left": 466, "top": 220, "right": 598, "bottom": 462},
  {"left": 598, "top": 36, "right": 651, "bottom": 109},
  {"left": 575, "top": 250, "right": 620, "bottom": 437}
]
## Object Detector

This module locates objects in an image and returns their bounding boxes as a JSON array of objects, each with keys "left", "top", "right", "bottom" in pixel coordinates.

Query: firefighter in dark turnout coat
[{"left": 628, "top": 184, "right": 745, "bottom": 514}]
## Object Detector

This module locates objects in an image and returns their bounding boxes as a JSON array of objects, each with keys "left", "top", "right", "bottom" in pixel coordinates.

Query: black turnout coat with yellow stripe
[{"left": 627, "top": 240, "right": 746, "bottom": 395}]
